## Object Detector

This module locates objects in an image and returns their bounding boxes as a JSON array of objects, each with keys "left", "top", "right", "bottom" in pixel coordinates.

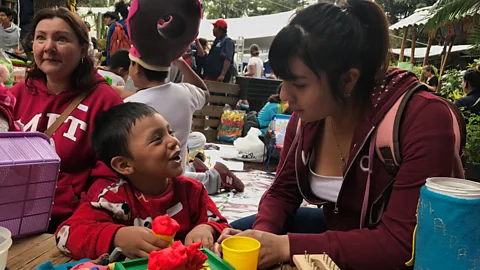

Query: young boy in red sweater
[{"left": 55, "top": 102, "right": 229, "bottom": 260}]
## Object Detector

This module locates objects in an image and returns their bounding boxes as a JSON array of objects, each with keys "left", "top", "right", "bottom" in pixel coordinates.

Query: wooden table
[
  {"left": 7, "top": 234, "right": 72, "bottom": 269},
  {"left": 7, "top": 234, "right": 295, "bottom": 270}
]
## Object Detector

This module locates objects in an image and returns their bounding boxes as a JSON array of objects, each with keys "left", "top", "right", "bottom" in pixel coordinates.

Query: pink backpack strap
[
  {"left": 375, "top": 84, "right": 423, "bottom": 175},
  {"left": 375, "top": 83, "right": 466, "bottom": 177}
]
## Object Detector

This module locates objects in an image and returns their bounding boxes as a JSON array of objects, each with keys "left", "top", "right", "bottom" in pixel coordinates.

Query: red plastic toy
[{"left": 148, "top": 241, "right": 208, "bottom": 270}]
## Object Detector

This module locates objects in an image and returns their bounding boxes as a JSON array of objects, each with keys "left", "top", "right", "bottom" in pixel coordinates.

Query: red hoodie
[
  {"left": 55, "top": 176, "right": 230, "bottom": 260},
  {"left": 253, "top": 68, "right": 462, "bottom": 270},
  {"left": 11, "top": 74, "right": 123, "bottom": 227}
]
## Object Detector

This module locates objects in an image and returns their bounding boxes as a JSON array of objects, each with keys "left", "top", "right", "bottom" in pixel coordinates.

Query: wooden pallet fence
[{"left": 192, "top": 81, "right": 240, "bottom": 142}]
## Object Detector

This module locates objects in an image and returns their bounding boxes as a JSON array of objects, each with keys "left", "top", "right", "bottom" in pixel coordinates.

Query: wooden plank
[
  {"left": 409, "top": 27, "right": 417, "bottom": 64},
  {"left": 192, "top": 118, "right": 221, "bottom": 128},
  {"left": 205, "top": 81, "right": 240, "bottom": 96},
  {"left": 23, "top": 244, "right": 72, "bottom": 269},
  {"left": 7, "top": 234, "right": 56, "bottom": 269},
  {"left": 420, "top": 37, "right": 433, "bottom": 82},
  {"left": 8, "top": 233, "right": 53, "bottom": 259},
  {"left": 193, "top": 106, "right": 225, "bottom": 118},
  {"left": 208, "top": 95, "right": 238, "bottom": 106},
  {"left": 399, "top": 28, "right": 409, "bottom": 62},
  {"left": 192, "top": 128, "right": 217, "bottom": 142}
]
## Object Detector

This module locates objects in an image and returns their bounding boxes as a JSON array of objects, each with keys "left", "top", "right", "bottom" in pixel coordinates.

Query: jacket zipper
[
  {"left": 294, "top": 127, "right": 319, "bottom": 205},
  {"left": 334, "top": 126, "right": 376, "bottom": 215}
]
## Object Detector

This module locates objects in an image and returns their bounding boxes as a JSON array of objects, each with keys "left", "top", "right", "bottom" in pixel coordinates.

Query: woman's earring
[
  {"left": 81, "top": 58, "right": 84, "bottom": 64},
  {"left": 344, "top": 92, "right": 351, "bottom": 98}
]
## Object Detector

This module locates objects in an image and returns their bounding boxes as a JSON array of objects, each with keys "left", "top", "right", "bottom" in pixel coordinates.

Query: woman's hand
[
  {"left": 215, "top": 229, "right": 290, "bottom": 269},
  {"left": 113, "top": 226, "right": 170, "bottom": 259},
  {"left": 213, "top": 228, "right": 242, "bottom": 256},
  {"left": 238, "top": 230, "right": 290, "bottom": 269}
]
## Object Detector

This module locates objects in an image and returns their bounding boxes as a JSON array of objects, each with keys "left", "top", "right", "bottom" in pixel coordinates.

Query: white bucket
[
  {"left": 426, "top": 177, "right": 480, "bottom": 199},
  {"left": 0, "top": 227, "right": 12, "bottom": 270}
]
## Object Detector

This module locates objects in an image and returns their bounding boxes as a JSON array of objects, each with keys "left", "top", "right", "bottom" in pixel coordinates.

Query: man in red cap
[{"left": 204, "top": 19, "right": 235, "bottom": 83}]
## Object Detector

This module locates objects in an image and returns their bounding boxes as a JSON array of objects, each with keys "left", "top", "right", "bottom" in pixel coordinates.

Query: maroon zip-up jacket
[{"left": 253, "top": 68, "right": 462, "bottom": 270}]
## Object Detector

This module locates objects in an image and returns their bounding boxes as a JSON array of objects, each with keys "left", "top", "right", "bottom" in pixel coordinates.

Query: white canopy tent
[
  {"left": 198, "top": 10, "right": 296, "bottom": 52},
  {"left": 391, "top": 45, "right": 474, "bottom": 59}
]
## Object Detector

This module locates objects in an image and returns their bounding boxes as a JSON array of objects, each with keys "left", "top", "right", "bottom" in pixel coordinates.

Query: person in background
[
  {"left": 455, "top": 66, "right": 480, "bottom": 114},
  {"left": 421, "top": 65, "right": 438, "bottom": 92},
  {"left": 257, "top": 94, "right": 287, "bottom": 136},
  {"left": 0, "top": 7, "right": 21, "bottom": 53},
  {"left": 204, "top": 19, "right": 234, "bottom": 83},
  {"left": 11, "top": 8, "right": 123, "bottom": 232},
  {"left": 243, "top": 44, "right": 264, "bottom": 78},
  {"left": 97, "top": 49, "right": 129, "bottom": 87},
  {"left": 193, "top": 38, "right": 208, "bottom": 78},
  {"left": 102, "top": 11, "right": 119, "bottom": 65},
  {"left": 84, "top": 21, "right": 96, "bottom": 61},
  {"left": 114, "top": 0, "right": 129, "bottom": 36}
]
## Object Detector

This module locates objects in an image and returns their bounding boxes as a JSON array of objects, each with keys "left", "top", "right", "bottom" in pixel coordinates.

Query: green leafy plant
[
  {"left": 462, "top": 110, "right": 480, "bottom": 164},
  {"left": 440, "top": 68, "right": 465, "bottom": 102}
]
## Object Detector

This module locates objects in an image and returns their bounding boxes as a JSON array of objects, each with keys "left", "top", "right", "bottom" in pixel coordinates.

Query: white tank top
[{"left": 308, "top": 156, "right": 344, "bottom": 203}]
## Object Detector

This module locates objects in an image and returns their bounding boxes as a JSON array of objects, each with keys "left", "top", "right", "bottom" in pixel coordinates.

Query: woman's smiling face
[{"left": 33, "top": 17, "right": 85, "bottom": 81}]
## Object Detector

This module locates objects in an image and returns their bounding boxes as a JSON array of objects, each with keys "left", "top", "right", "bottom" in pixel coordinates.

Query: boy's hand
[
  {"left": 185, "top": 224, "right": 216, "bottom": 251},
  {"left": 113, "top": 226, "right": 170, "bottom": 259}
]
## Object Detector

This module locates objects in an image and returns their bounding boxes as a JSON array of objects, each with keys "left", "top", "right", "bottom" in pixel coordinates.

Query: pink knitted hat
[{"left": 127, "top": 0, "right": 202, "bottom": 71}]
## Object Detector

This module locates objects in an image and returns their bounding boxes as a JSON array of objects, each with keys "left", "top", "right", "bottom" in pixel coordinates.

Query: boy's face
[{"left": 124, "top": 113, "right": 183, "bottom": 183}]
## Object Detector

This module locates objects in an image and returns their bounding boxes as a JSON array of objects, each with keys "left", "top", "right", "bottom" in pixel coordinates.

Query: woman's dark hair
[
  {"left": 250, "top": 44, "right": 260, "bottom": 57},
  {"left": 463, "top": 66, "right": 480, "bottom": 90},
  {"left": 268, "top": 94, "right": 281, "bottom": 103},
  {"left": 114, "top": 1, "right": 129, "bottom": 20},
  {"left": 26, "top": 7, "right": 95, "bottom": 94},
  {"left": 269, "top": 0, "right": 390, "bottom": 107}
]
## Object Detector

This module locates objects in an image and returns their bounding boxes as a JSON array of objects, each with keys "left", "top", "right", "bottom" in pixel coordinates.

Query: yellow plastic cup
[{"left": 222, "top": 236, "right": 261, "bottom": 270}]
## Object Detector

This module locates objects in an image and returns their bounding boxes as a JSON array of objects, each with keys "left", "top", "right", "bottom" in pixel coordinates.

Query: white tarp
[
  {"left": 198, "top": 10, "right": 296, "bottom": 41},
  {"left": 391, "top": 45, "right": 474, "bottom": 59}
]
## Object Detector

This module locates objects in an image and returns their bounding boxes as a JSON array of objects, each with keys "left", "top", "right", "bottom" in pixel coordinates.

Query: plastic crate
[{"left": 0, "top": 132, "right": 60, "bottom": 238}]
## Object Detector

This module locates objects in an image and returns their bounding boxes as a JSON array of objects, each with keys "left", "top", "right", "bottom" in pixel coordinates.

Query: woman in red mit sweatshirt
[
  {"left": 10, "top": 8, "right": 123, "bottom": 232},
  {"left": 216, "top": 1, "right": 463, "bottom": 270}
]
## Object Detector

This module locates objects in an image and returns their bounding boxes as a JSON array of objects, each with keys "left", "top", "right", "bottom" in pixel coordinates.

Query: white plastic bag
[{"left": 233, "top": 127, "right": 265, "bottom": 162}]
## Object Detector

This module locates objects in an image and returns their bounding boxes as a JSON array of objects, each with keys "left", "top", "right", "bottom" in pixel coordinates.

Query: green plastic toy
[{"left": 114, "top": 248, "right": 234, "bottom": 270}]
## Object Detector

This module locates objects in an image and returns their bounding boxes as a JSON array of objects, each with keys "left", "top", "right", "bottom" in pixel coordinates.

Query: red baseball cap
[{"left": 212, "top": 19, "right": 228, "bottom": 30}]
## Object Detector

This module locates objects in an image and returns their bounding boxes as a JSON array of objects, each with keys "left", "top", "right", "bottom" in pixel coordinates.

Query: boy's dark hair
[
  {"left": 0, "top": 7, "right": 14, "bottom": 21},
  {"left": 91, "top": 103, "right": 157, "bottom": 172},
  {"left": 464, "top": 66, "right": 480, "bottom": 90},
  {"left": 109, "top": 49, "right": 130, "bottom": 71},
  {"left": 103, "top": 11, "right": 119, "bottom": 21},
  {"left": 132, "top": 61, "right": 169, "bottom": 82}
]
